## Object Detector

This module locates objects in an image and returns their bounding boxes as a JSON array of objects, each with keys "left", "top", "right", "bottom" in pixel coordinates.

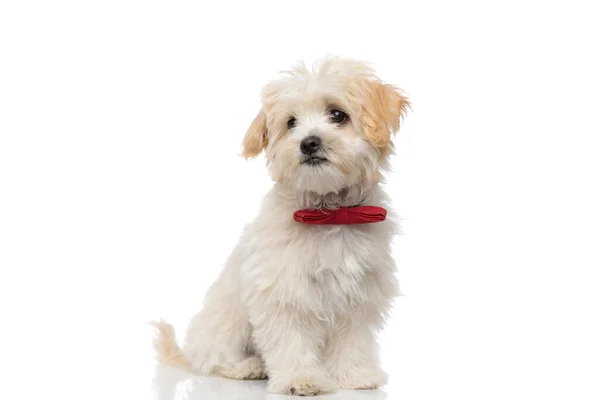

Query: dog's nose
[{"left": 300, "top": 135, "right": 322, "bottom": 155}]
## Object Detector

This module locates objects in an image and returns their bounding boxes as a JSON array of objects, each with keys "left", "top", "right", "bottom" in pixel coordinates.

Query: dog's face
[{"left": 242, "top": 57, "right": 409, "bottom": 195}]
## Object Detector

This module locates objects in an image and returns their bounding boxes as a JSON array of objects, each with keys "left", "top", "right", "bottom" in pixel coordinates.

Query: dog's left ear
[
  {"left": 241, "top": 110, "right": 268, "bottom": 159},
  {"left": 357, "top": 80, "right": 410, "bottom": 149}
]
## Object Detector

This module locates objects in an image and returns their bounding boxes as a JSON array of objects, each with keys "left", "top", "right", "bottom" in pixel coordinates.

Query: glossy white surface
[{"left": 153, "top": 366, "right": 389, "bottom": 400}]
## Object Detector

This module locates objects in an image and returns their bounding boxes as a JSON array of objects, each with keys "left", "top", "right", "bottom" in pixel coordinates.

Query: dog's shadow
[{"left": 152, "top": 365, "right": 388, "bottom": 400}]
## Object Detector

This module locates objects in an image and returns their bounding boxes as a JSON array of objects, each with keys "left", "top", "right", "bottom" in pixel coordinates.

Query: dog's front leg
[
  {"left": 324, "top": 316, "right": 388, "bottom": 390},
  {"left": 249, "top": 307, "right": 337, "bottom": 396}
]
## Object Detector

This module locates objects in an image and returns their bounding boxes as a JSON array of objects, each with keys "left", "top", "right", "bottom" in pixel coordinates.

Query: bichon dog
[{"left": 152, "top": 56, "right": 410, "bottom": 396}]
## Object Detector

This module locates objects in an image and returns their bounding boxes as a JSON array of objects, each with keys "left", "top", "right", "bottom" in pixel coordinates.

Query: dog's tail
[{"left": 150, "top": 320, "right": 191, "bottom": 370}]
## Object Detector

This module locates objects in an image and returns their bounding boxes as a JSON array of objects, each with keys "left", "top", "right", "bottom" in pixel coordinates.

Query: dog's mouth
[{"left": 301, "top": 156, "right": 328, "bottom": 166}]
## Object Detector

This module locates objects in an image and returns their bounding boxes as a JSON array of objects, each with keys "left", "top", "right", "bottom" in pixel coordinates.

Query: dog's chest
[
  {"left": 239, "top": 200, "right": 396, "bottom": 312},
  {"left": 295, "top": 225, "right": 382, "bottom": 274},
  {"left": 282, "top": 223, "right": 392, "bottom": 311}
]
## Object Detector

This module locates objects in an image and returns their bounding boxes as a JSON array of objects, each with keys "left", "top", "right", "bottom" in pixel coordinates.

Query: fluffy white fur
[{"left": 153, "top": 56, "right": 409, "bottom": 396}]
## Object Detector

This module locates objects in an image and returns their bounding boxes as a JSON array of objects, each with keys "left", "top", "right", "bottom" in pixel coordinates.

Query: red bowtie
[{"left": 293, "top": 206, "right": 387, "bottom": 225}]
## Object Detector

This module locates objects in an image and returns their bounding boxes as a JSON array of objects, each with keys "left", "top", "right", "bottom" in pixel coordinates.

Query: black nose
[{"left": 300, "top": 135, "right": 322, "bottom": 155}]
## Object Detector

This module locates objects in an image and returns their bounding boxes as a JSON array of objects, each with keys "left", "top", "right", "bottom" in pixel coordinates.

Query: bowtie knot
[{"left": 293, "top": 206, "right": 387, "bottom": 225}]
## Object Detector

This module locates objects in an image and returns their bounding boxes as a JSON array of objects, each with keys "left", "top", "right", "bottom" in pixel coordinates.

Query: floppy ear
[
  {"left": 357, "top": 80, "right": 410, "bottom": 148},
  {"left": 241, "top": 110, "right": 268, "bottom": 159}
]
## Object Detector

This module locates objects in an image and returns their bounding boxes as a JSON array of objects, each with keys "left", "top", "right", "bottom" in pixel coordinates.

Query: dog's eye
[
  {"left": 330, "top": 109, "right": 348, "bottom": 124},
  {"left": 287, "top": 117, "right": 297, "bottom": 130}
]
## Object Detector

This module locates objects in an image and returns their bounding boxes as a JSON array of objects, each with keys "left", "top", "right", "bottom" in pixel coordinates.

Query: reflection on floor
[{"left": 152, "top": 365, "right": 389, "bottom": 400}]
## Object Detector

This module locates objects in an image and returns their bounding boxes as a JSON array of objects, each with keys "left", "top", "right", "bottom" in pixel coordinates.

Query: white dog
[{"left": 153, "top": 56, "right": 410, "bottom": 396}]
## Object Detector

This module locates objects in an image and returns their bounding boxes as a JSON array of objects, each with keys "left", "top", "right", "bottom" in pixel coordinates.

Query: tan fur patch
[
  {"left": 151, "top": 320, "right": 191, "bottom": 369},
  {"left": 241, "top": 110, "right": 268, "bottom": 159},
  {"left": 354, "top": 79, "right": 410, "bottom": 149}
]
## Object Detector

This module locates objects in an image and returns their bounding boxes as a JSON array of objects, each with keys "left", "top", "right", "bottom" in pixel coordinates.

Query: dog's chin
[
  {"left": 301, "top": 155, "right": 328, "bottom": 167},
  {"left": 289, "top": 162, "right": 354, "bottom": 195}
]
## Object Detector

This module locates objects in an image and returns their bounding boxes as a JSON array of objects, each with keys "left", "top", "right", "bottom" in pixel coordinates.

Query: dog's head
[{"left": 242, "top": 57, "right": 409, "bottom": 195}]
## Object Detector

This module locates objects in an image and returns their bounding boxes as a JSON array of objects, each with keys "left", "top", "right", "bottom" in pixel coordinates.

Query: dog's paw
[
  {"left": 268, "top": 372, "right": 337, "bottom": 396},
  {"left": 336, "top": 367, "right": 388, "bottom": 390},
  {"left": 287, "top": 382, "right": 322, "bottom": 396},
  {"left": 211, "top": 356, "right": 267, "bottom": 380}
]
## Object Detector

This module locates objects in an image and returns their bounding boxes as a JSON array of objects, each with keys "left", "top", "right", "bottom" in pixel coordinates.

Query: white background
[{"left": 1, "top": 1, "right": 599, "bottom": 399}]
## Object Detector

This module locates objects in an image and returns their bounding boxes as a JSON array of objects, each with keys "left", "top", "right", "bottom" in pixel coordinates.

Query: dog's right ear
[{"left": 241, "top": 110, "right": 268, "bottom": 159}]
